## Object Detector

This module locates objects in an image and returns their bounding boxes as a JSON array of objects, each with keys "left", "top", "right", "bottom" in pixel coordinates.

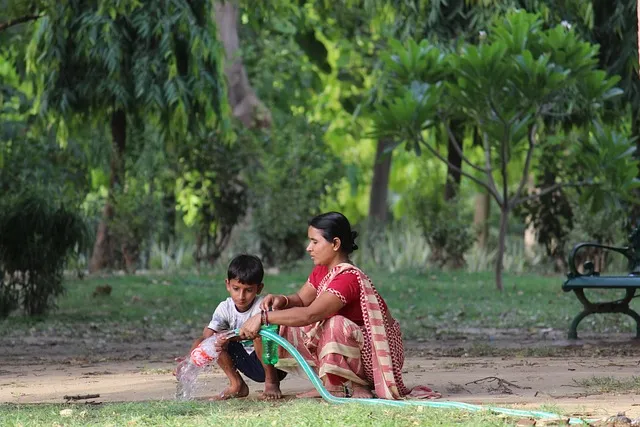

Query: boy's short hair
[{"left": 227, "top": 254, "right": 264, "bottom": 285}]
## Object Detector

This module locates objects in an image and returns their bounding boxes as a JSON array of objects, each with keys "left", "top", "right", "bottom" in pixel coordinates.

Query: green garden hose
[{"left": 258, "top": 328, "right": 590, "bottom": 425}]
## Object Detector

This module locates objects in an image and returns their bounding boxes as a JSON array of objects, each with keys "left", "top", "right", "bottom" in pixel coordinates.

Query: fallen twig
[
  {"left": 465, "top": 376, "right": 531, "bottom": 394},
  {"left": 535, "top": 390, "right": 592, "bottom": 399},
  {"left": 64, "top": 394, "right": 100, "bottom": 401}
]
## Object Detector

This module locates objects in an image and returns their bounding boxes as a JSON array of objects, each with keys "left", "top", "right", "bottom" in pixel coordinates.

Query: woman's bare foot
[
  {"left": 296, "top": 385, "right": 348, "bottom": 399},
  {"left": 209, "top": 379, "right": 249, "bottom": 401},
  {"left": 295, "top": 388, "right": 322, "bottom": 398},
  {"left": 260, "top": 381, "right": 283, "bottom": 400},
  {"left": 350, "top": 384, "right": 374, "bottom": 398}
]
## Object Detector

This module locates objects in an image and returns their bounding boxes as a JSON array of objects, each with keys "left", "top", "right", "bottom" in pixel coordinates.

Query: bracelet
[
  {"left": 282, "top": 295, "right": 289, "bottom": 308},
  {"left": 261, "top": 310, "right": 266, "bottom": 325}
]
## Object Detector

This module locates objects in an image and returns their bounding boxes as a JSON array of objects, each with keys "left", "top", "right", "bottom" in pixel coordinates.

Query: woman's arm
[
  {"left": 240, "top": 292, "right": 345, "bottom": 339},
  {"left": 261, "top": 281, "right": 317, "bottom": 310},
  {"left": 269, "top": 292, "right": 343, "bottom": 326},
  {"left": 285, "top": 282, "right": 317, "bottom": 308}
]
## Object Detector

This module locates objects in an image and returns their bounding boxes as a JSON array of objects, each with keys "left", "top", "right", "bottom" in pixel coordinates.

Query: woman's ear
[{"left": 332, "top": 237, "right": 341, "bottom": 252}]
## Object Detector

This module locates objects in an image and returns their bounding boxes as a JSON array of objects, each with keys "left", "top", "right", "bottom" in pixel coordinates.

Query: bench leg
[
  {"left": 568, "top": 310, "right": 591, "bottom": 340},
  {"left": 623, "top": 308, "right": 640, "bottom": 339},
  {"left": 568, "top": 288, "right": 640, "bottom": 339}
]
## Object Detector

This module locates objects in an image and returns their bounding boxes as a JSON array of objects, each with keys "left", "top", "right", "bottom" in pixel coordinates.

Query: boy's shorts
[{"left": 227, "top": 341, "right": 287, "bottom": 383}]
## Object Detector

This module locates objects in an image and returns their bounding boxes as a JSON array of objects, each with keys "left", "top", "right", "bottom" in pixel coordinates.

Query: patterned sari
[{"left": 276, "top": 263, "right": 440, "bottom": 400}]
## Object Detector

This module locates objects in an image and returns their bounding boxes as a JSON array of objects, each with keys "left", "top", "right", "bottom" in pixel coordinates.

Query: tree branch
[
  {"left": 417, "top": 133, "right": 502, "bottom": 203},
  {"left": 442, "top": 119, "right": 489, "bottom": 173},
  {"left": 509, "top": 124, "right": 537, "bottom": 209},
  {"left": 512, "top": 181, "right": 592, "bottom": 206},
  {"left": 0, "top": 15, "right": 43, "bottom": 32}
]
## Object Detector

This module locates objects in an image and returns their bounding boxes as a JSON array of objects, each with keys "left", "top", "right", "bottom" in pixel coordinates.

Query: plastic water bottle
[
  {"left": 175, "top": 331, "right": 236, "bottom": 400},
  {"left": 262, "top": 324, "right": 280, "bottom": 365},
  {"left": 189, "top": 335, "right": 220, "bottom": 367}
]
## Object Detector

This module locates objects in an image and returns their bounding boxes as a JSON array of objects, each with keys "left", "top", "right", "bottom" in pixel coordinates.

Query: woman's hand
[
  {"left": 260, "top": 294, "right": 288, "bottom": 311},
  {"left": 238, "top": 313, "right": 263, "bottom": 340}
]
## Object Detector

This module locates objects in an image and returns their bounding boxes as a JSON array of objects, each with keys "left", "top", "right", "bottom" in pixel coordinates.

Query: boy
[{"left": 186, "top": 254, "right": 286, "bottom": 400}]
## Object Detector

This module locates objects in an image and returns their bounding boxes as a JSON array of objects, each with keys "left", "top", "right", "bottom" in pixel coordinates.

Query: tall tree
[
  {"left": 375, "top": 12, "right": 638, "bottom": 290},
  {"left": 27, "top": 0, "right": 227, "bottom": 272}
]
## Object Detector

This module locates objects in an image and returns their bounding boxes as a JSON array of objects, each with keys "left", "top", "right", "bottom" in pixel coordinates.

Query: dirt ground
[{"left": 2, "top": 331, "right": 639, "bottom": 421}]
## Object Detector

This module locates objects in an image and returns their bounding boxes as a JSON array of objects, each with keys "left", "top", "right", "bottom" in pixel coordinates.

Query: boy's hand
[
  {"left": 214, "top": 334, "right": 230, "bottom": 353},
  {"left": 260, "top": 294, "right": 287, "bottom": 311}
]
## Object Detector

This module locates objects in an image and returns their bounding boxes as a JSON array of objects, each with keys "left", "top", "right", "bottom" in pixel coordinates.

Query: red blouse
[{"left": 307, "top": 265, "right": 388, "bottom": 326}]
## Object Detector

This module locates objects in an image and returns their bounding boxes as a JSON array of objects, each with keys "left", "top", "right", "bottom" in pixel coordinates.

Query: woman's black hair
[{"left": 308, "top": 212, "right": 359, "bottom": 255}]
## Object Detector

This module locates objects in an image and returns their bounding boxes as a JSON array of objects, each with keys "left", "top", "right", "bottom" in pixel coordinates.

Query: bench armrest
[{"left": 567, "top": 242, "right": 635, "bottom": 278}]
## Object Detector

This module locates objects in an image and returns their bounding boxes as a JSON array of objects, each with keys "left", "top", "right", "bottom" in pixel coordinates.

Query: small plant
[
  {"left": 149, "top": 239, "right": 194, "bottom": 272},
  {"left": 357, "top": 220, "right": 431, "bottom": 272}
]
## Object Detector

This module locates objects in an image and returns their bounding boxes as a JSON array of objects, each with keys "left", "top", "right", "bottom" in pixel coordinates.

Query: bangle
[
  {"left": 282, "top": 295, "right": 289, "bottom": 308},
  {"left": 261, "top": 310, "right": 266, "bottom": 325}
]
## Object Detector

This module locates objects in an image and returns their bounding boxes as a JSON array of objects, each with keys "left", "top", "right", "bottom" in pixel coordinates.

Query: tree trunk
[
  {"left": 444, "top": 120, "right": 465, "bottom": 201},
  {"left": 523, "top": 174, "right": 536, "bottom": 259},
  {"left": 214, "top": 1, "right": 271, "bottom": 129},
  {"left": 89, "top": 110, "right": 126, "bottom": 273},
  {"left": 473, "top": 193, "right": 490, "bottom": 249},
  {"left": 495, "top": 206, "right": 509, "bottom": 291},
  {"left": 368, "top": 138, "right": 394, "bottom": 223}
]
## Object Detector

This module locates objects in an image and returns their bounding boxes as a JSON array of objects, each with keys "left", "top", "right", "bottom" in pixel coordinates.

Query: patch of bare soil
[{"left": 1, "top": 330, "right": 639, "bottom": 421}]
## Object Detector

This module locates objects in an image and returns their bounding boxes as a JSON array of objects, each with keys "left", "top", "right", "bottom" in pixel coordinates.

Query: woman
[{"left": 238, "top": 212, "right": 440, "bottom": 399}]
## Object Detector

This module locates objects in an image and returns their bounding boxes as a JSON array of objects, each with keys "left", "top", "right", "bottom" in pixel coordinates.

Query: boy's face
[{"left": 225, "top": 279, "right": 263, "bottom": 312}]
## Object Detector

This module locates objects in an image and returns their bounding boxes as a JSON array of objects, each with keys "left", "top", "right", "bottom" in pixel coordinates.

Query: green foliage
[
  {"left": 176, "top": 140, "right": 248, "bottom": 267},
  {"left": 242, "top": 113, "right": 343, "bottom": 266},
  {"left": 0, "top": 54, "right": 90, "bottom": 202},
  {"left": 376, "top": 12, "right": 628, "bottom": 175},
  {"left": 27, "top": 0, "right": 227, "bottom": 135},
  {"left": 0, "top": 192, "right": 88, "bottom": 317}
]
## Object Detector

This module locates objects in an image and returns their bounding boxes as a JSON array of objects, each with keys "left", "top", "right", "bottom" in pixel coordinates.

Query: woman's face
[{"left": 306, "top": 226, "right": 338, "bottom": 266}]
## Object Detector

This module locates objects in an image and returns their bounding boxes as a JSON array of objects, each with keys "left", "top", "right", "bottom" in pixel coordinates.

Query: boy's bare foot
[
  {"left": 259, "top": 381, "right": 283, "bottom": 400},
  {"left": 210, "top": 380, "right": 249, "bottom": 401}
]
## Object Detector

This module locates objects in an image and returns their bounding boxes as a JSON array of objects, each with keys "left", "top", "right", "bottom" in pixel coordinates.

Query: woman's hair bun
[{"left": 351, "top": 231, "right": 359, "bottom": 251}]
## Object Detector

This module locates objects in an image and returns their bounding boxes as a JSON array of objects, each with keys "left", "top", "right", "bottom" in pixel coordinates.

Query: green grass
[
  {"left": 572, "top": 376, "right": 640, "bottom": 394},
  {"left": 1, "top": 268, "right": 638, "bottom": 340},
  {"left": 0, "top": 400, "right": 524, "bottom": 426}
]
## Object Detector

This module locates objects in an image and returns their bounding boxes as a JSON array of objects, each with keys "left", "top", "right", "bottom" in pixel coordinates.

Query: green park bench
[{"left": 562, "top": 228, "right": 640, "bottom": 340}]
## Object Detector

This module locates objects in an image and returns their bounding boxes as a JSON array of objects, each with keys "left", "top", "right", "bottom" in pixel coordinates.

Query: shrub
[
  {"left": 0, "top": 192, "right": 89, "bottom": 317},
  {"left": 406, "top": 189, "right": 473, "bottom": 269}
]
